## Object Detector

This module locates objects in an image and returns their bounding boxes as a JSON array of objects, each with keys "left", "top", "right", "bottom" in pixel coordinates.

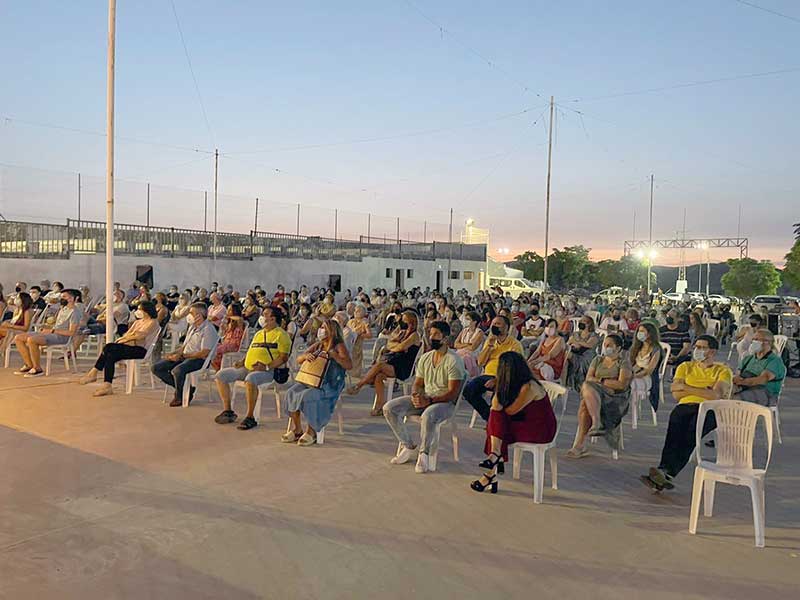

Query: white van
[
  {"left": 596, "top": 286, "right": 627, "bottom": 303},
  {"left": 488, "top": 277, "right": 544, "bottom": 298}
]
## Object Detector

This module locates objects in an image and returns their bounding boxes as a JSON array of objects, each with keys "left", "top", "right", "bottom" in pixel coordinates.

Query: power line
[
  {"left": 225, "top": 105, "right": 544, "bottom": 155},
  {"left": 1, "top": 114, "right": 215, "bottom": 154},
  {"left": 732, "top": 0, "right": 800, "bottom": 24},
  {"left": 570, "top": 66, "right": 800, "bottom": 103},
  {"left": 170, "top": 0, "right": 215, "bottom": 146},
  {"left": 402, "top": 0, "right": 542, "bottom": 98}
]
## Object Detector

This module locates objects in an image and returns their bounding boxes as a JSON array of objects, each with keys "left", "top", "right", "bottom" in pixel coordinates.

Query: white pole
[
  {"left": 647, "top": 174, "right": 654, "bottom": 296},
  {"left": 104, "top": 0, "right": 116, "bottom": 346},
  {"left": 447, "top": 208, "right": 453, "bottom": 289},
  {"left": 213, "top": 148, "right": 218, "bottom": 280},
  {"left": 543, "top": 96, "right": 554, "bottom": 291}
]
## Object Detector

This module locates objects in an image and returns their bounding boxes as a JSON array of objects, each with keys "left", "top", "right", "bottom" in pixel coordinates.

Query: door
[
  {"left": 435, "top": 270, "right": 442, "bottom": 292},
  {"left": 395, "top": 269, "right": 404, "bottom": 290}
]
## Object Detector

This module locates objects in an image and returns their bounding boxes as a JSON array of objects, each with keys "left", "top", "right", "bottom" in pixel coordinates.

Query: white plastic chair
[
  {"left": 773, "top": 334, "right": 787, "bottom": 356},
  {"left": 394, "top": 379, "right": 468, "bottom": 471},
  {"left": 161, "top": 343, "right": 218, "bottom": 405},
  {"left": 231, "top": 375, "right": 284, "bottom": 420},
  {"left": 688, "top": 400, "right": 772, "bottom": 548},
  {"left": 124, "top": 328, "right": 164, "bottom": 394},
  {"left": 705, "top": 318, "right": 721, "bottom": 339},
  {"left": 630, "top": 343, "right": 670, "bottom": 429},
  {"left": 511, "top": 381, "right": 569, "bottom": 503},
  {"left": 372, "top": 345, "right": 422, "bottom": 411},
  {"left": 585, "top": 310, "right": 600, "bottom": 326},
  {"left": 44, "top": 335, "right": 78, "bottom": 376},
  {"left": 2, "top": 329, "right": 20, "bottom": 368}
]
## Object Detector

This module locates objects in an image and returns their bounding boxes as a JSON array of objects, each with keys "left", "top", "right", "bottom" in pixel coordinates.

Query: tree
[
  {"left": 617, "top": 255, "right": 650, "bottom": 290},
  {"left": 552, "top": 245, "right": 592, "bottom": 289},
  {"left": 595, "top": 259, "right": 622, "bottom": 289},
  {"left": 783, "top": 241, "right": 800, "bottom": 291},
  {"left": 721, "top": 258, "right": 781, "bottom": 298},
  {"left": 508, "top": 251, "right": 543, "bottom": 282}
]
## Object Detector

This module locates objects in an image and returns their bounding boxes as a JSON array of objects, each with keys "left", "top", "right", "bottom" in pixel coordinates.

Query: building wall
[{"left": 0, "top": 254, "right": 484, "bottom": 294}]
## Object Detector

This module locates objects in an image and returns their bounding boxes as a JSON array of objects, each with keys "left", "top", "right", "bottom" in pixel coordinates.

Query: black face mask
[
  {"left": 613, "top": 315, "right": 620, "bottom": 321},
  {"left": 15, "top": 286, "right": 21, "bottom": 293},
  {"left": 666, "top": 316, "right": 675, "bottom": 325},
  {"left": 490, "top": 325, "right": 502, "bottom": 336},
  {"left": 578, "top": 322, "right": 586, "bottom": 331},
  {"left": 531, "top": 310, "right": 539, "bottom": 316},
  {"left": 749, "top": 322, "right": 758, "bottom": 328},
  {"left": 430, "top": 339, "right": 443, "bottom": 350},
  {"left": 59, "top": 298, "right": 69, "bottom": 307},
  {"left": 398, "top": 321, "right": 409, "bottom": 330}
]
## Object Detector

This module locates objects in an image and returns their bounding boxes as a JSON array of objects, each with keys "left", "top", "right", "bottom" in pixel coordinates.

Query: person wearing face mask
[
  {"left": 211, "top": 303, "right": 247, "bottom": 371},
  {"left": 732, "top": 328, "right": 786, "bottom": 407},
  {"left": 599, "top": 309, "right": 629, "bottom": 334},
  {"left": 734, "top": 313, "right": 763, "bottom": 359},
  {"left": 454, "top": 310, "right": 485, "bottom": 377},
  {"left": 206, "top": 293, "right": 227, "bottom": 329},
  {"left": 3, "top": 282, "right": 27, "bottom": 318},
  {"left": 26, "top": 286, "right": 46, "bottom": 311},
  {"left": 629, "top": 323, "right": 664, "bottom": 415},
  {"left": 0, "top": 292, "right": 34, "bottom": 347},
  {"left": 78, "top": 301, "right": 161, "bottom": 396},
  {"left": 82, "top": 289, "right": 130, "bottom": 343},
  {"left": 567, "top": 334, "right": 632, "bottom": 458},
  {"left": 346, "top": 305, "right": 372, "bottom": 378},
  {"left": 152, "top": 303, "right": 219, "bottom": 407},
  {"left": 242, "top": 292, "right": 261, "bottom": 328},
  {"left": 521, "top": 304, "right": 546, "bottom": 351},
  {"left": 44, "top": 281, "right": 65, "bottom": 305},
  {"left": 641, "top": 335, "right": 731, "bottom": 492},
  {"left": 527, "top": 318, "right": 566, "bottom": 382},
  {"left": 282, "top": 319, "right": 353, "bottom": 445},
  {"left": 554, "top": 308, "right": 573, "bottom": 336},
  {"left": 346, "top": 310, "right": 421, "bottom": 416},
  {"left": 318, "top": 293, "right": 337, "bottom": 319},
  {"left": 464, "top": 315, "right": 524, "bottom": 424},
  {"left": 660, "top": 309, "right": 692, "bottom": 368},
  {"left": 165, "top": 285, "right": 180, "bottom": 308},
  {"left": 565, "top": 315, "right": 600, "bottom": 392},
  {"left": 382, "top": 321, "right": 466, "bottom": 472},
  {"left": 13, "top": 289, "right": 84, "bottom": 378}
]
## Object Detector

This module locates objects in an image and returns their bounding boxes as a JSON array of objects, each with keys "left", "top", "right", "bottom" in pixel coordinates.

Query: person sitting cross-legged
[
  {"left": 732, "top": 328, "right": 786, "bottom": 407},
  {"left": 383, "top": 321, "right": 466, "bottom": 474},
  {"left": 213, "top": 306, "right": 291, "bottom": 430},
  {"left": 282, "top": 318, "right": 353, "bottom": 445},
  {"left": 463, "top": 315, "right": 523, "bottom": 423},
  {"left": 152, "top": 302, "right": 219, "bottom": 407},
  {"left": 78, "top": 300, "right": 161, "bottom": 396},
  {"left": 640, "top": 335, "right": 732, "bottom": 492},
  {"left": 13, "top": 288, "right": 83, "bottom": 378}
]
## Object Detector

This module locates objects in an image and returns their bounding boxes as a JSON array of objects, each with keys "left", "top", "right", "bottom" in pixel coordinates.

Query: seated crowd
[{"left": 0, "top": 279, "right": 788, "bottom": 493}]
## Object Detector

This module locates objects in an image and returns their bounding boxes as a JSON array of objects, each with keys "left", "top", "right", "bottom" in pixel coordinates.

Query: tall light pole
[
  {"left": 647, "top": 174, "right": 654, "bottom": 296},
  {"left": 104, "top": 0, "right": 116, "bottom": 346},
  {"left": 542, "top": 96, "right": 554, "bottom": 291},
  {"left": 698, "top": 241, "right": 708, "bottom": 293}
]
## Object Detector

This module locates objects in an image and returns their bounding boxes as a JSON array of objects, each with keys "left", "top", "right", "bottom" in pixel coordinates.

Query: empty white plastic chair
[
  {"left": 511, "top": 381, "right": 569, "bottom": 503},
  {"left": 705, "top": 318, "right": 721, "bottom": 339},
  {"left": 688, "top": 400, "right": 772, "bottom": 548}
]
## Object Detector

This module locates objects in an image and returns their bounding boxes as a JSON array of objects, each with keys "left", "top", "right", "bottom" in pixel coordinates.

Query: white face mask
[
  {"left": 186, "top": 313, "right": 196, "bottom": 326},
  {"left": 135, "top": 309, "right": 145, "bottom": 320},
  {"left": 602, "top": 346, "right": 617, "bottom": 357},
  {"left": 317, "top": 327, "right": 328, "bottom": 341},
  {"left": 636, "top": 331, "right": 647, "bottom": 342},
  {"left": 258, "top": 315, "right": 267, "bottom": 328},
  {"left": 749, "top": 341, "right": 763, "bottom": 355},
  {"left": 693, "top": 348, "right": 707, "bottom": 362}
]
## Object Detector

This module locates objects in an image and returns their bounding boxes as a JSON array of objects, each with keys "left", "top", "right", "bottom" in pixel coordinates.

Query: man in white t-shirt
[
  {"left": 383, "top": 320, "right": 466, "bottom": 474},
  {"left": 599, "top": 308, "right": 629, "bottom": 334}
]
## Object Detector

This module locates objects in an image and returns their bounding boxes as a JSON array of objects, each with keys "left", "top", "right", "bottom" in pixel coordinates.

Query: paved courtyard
[{"left": 1, "top": 352, "right": 798, "bottom": 599}]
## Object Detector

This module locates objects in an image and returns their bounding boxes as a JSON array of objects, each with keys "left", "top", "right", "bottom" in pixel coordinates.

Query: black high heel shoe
[
  {"left": 470, "top": 473, "right": 498, "bottom": 494},
  {"left": 478, "top": 452, "right": 504, "bottom": 474}
]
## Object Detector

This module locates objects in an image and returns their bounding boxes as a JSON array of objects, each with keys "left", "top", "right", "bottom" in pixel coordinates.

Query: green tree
[
  {"left": 552, "top": 245, "right": 592, "bottom": 289},
  {"left": 617, "top": 255, "right": 650, "bottom": 290},
  {"left": 783, "top": 241, "right": 800, "bottom": 291},
  {"left": 721, "top": 258, "right": 781, "bottom": 298},
  {"left": 594, "top": 259, "right": 622, "bottom": 289},
  {"left": 508, "top": 251, "right": 543, "bottom": 282}
]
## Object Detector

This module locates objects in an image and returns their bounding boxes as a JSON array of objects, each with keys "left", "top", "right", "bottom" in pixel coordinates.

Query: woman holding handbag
[{"left": 283, "top": 319, "right": 353, "bottom": 446}]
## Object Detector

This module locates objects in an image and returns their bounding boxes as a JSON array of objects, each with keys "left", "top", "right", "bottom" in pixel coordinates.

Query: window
[
  {"left": 449, "top": 271, "right": 460, "bottom": 280},
  {"left": 463, "top": 271, "right": 474, "bottom": 280},
  {"left": 406, "top": 269, "right": 414, "bottom": 279},
  {"left": 385, "top": 268, "right": 392, "bottom": 278}
]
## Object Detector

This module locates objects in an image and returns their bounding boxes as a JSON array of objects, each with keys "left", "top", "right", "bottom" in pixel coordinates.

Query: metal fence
[{"left": 0, "top": 219, "right": 487, "bottom": 263}]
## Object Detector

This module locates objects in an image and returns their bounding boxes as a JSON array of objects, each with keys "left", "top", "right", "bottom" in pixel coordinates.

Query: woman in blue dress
[{"left": 283, "top": 318, "right": 353, "bottom": 446}]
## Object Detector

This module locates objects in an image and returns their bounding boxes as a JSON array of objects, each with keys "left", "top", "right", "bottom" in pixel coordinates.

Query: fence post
[
  {"left": 399, "top": 239, "right": 402, "bottom": 260},
  {"left": 249, "top": 230, "right": 254, "bottom": 261},
  {"left": 170, "top": 227, "right": 175, "bottom": 258},
  {"left": 66, "top": 218, "right": 72, "bottom": 258}
]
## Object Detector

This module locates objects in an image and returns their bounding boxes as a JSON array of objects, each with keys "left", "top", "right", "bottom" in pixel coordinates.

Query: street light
[
  {"left": 698, "top": 241, "right": 709, "bottom": 293},
  {"left": 635, "top": 249, "right": 645, "bottom": 259}
]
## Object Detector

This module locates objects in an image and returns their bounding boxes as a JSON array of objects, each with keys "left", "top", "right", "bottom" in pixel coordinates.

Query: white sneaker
[
  {"left": 390, "top": 445, "right": 416, "bottom": 465},
  {"left": 415, "top": 452, "right": 429, "bottom": 474}
]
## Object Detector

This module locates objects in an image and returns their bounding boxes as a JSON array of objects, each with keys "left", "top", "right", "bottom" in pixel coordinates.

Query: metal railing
[{"left": 0, "top": 219, "right": 487, "bottom": 263}]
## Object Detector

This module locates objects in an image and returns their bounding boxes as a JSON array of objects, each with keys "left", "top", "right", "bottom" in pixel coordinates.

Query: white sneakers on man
[
  {"left": 414, "top": 452, "right": 429, "bottom": 474},
  {"left": 390, "top": 445, "right": 415, "bottom": 465}
]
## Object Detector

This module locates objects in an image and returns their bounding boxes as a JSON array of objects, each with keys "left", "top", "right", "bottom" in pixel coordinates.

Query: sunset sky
[{"left": 1, "top": 1, "right": 798, "bottom": 266}]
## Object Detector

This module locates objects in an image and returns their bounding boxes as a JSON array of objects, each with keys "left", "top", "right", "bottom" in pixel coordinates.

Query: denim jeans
[
  {"left": 382, "top": 396, "right": 454, "bottom": 454},
  {"left": 152, "top": 358, "right": 205, "bottom": 399}
]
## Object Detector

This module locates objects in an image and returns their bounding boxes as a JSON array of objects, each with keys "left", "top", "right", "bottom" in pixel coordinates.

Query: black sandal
[
  {"left": 470, "top": 473, "right": 498, "bottom": 494},
  {"left": 237, "top": 416, "right": 258, "bottom": 430},
  {"left": 478, "top": 452, "right": 504, "bottom": 474}
]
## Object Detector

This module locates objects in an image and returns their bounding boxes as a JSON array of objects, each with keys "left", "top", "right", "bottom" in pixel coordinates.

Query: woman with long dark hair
[
  {"left": 283, "top": 319, "right": 353, "bottom": 445},
  {"left": 471, "top": 351, "right": 557, "bottom": 493}
]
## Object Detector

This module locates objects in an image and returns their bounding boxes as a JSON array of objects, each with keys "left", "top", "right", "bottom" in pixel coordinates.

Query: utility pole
[
  {"left": 77, "top": 173, "right": 82, "bottom": 222},
  {"left": 423, "top": 220, "right": 427, "bottom": 243},
  {"left": 737, "top": 204, "right": 742, "bottom": 239},
  {"left": 543, "top": 96, "right": 554, "bottom": 291},
  {"left": 104, "top": 0, "right": 116, "bottom": 346},
  {"left": 203, "top": 191, "right": 208, "bottom": 231},
  {"left": 647, "top": 173, "right": 654, "bottom": 295},
  {"left": 213, "top": 148, "right": 218, "bottom": 279},
  {"left": 254, "top": 197, "right": 259, "bottom": 232},
  {"left": 367, "top": 213, "right": 371, "bottom": 240},
  {"left": 296, "top": 203, "right": 300, "bottom": 235},
  {"left": 334, "top": 208, "right": 338, "bottom": 240},
  {"left": 146, "top": 183, "right": 150, "bottom": 227},
  {"left": 396, "top": 217, "right": 400, "bottom": 245},
  {"left": 447, "top": 208, "right": 453, "bottom": 290}
]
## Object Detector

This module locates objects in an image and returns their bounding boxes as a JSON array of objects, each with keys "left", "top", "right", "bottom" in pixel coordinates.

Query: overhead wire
[{"left": 731, "top": 0, "right": 800, "bottom": 24}]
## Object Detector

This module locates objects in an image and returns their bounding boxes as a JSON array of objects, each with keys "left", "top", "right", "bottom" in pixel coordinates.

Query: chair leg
[
  {"left": 125, "top": 361, "right": 134, "bottom": 395},
  {"left": 773, "top": 407, "right": 782, "bottom": 445},
  {"left": 274, "top": 387, "right": 281, "bottom": 419},
  {"left": 619, "top": 426, "right": 624, "bottom": 451},
  {"left": 63, "top": 350, "right": 70, "bottom": 372},
  {"left": 469, "top": 410, "right": 478, "bottom": 429},
  {"left": 612, "top": 449, "right": 619, "bottom": 460},
  {"left": 688, "top": 467, "right": 704, "bottom": 534},
  {"left": 428, "top": 433, "right": 439, "bottom": 472},
  {"left": 255, "top": 390, "right": 263, "bottom": 420},
  {"left": 550, "top": 449, "right": 558, "bottom": 490},
  {"left": 337, "top": 407, "right": 344, "bottom": 434},
  {"left": 45, "top": 351, "right": 52, "bottom": 376},
  {"left": 512, "top": 447, "right": 522, "bottom": 480},
  {"left": 532, "top": 449, "right": 544, "bottom": 504},
  {"left": 750, "top": 480, "right": 766, "bottom": 548},
  {"left": 651, "top": 406, "right": 658, "bottom": 426},
  {"left": 317, "top": 427, "right": 325, "bottom": 445},
  {"left": 703, "top": 479, "right": 716, "bottom": 517},
  {"left": 182, "top": 374, "right": 193, "bottom": 407},
  {"left": 631, "top": 392, "right": 639, "bottom": 430},
  {"left": 451, "top": 422, "right": 459, "bottom": 462}
]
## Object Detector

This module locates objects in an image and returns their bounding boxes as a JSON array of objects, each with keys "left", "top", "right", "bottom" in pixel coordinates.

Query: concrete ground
[{"left": 1, "top": 351, "right": 798, "bottom": 599}]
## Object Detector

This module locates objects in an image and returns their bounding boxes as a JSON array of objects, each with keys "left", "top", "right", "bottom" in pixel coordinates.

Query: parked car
[
  {"left": 752, "top": 295, "right": 784, "bottom": 313},
  {"left": 707, "top": 294, "right": 731, "bottom": 305}
]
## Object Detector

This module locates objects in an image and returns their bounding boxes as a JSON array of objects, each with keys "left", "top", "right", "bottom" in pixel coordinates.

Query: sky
[{"left": 1, "top": 0, "right": 798, "bottom": 266}]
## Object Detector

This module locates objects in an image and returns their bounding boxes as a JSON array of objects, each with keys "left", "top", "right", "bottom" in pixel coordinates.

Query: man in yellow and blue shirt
[{"left": 642, "top": 335, "right": 732, "bottom": 491}]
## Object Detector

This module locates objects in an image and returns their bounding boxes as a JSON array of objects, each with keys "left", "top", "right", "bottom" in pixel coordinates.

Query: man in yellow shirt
[
  {"left": 214, "top": 306, "right": 292, "bottom": 430},
  {"left": 464, "top": 315, "right": 523, "bottom": 422},
  {"left": 642, "top": 335, "right": 732, "bottom": 492}
]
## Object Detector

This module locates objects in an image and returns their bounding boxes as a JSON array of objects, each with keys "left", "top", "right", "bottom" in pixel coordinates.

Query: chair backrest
[
  {"left": 696, "top": 400, "right": 772, "bottom": 471},
  {"left": 570, "top": 317, "right": 582, "bottom": 332},
  {"left": 541, "top": 380, "right": 569, "bottom": 440},
  {"left": 705, "top": 318, "right": 720, "bottom": 338},
  {"left": 586, "top": 310, "right": 600, "bottom": 326},
  {"left": 658, "top": 342, "right": 671, "bottom": 379},
  {"left": 238, "top": 324, "right": 251, "bottom": 351},
  {"left": 774, "top": 334, "right": 788, "bottom": 356}
]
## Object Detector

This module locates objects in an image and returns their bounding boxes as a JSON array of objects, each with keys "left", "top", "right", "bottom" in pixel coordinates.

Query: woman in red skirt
[{"left": 471, "top": 351, "right": 557, "bottom": 493}]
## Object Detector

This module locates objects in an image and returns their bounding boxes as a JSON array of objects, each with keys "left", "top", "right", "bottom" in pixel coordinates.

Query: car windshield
[
  {"left": 520, "top": 278, "right": 537, "bottom": 288},
  {"left": 756, "top": 297, "right": 780, "bottom": 303}
]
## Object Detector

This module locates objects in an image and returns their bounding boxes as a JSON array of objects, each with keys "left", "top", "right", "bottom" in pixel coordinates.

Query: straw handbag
[{"left": 295, "top": 352, "right": 330, "bottom": 389}]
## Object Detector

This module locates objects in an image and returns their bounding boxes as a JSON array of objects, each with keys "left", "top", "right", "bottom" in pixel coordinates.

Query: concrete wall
[{"left": 0, "top": 253, "right": 484, "bottom": 294}]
